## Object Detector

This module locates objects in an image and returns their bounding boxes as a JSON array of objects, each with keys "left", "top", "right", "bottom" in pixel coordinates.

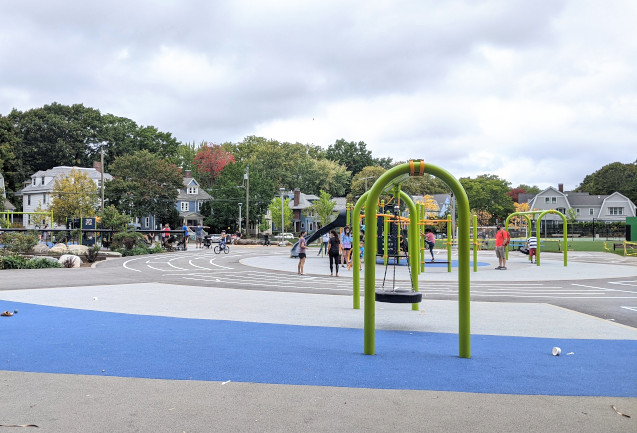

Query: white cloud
[{"left": 0, "top": 0, "right": 636, "bottom": 190}]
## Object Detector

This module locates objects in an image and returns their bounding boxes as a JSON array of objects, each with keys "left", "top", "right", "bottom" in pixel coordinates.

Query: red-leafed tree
[
  {"left": 193, "top": 143, "right": 235, "bottom": 187},
  {"left": 507, "top": 187, "right": 526, "bottom": 203}
]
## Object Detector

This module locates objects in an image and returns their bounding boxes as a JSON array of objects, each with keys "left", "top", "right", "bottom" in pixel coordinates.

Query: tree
[
  {"left": 459, "top": 174, "right": 515, "bottom": 224},
  {"left": 105, "top": 150, "right": 183, "bottom": 219},
  {"left": 97, "top": 205, "right": 131, "bottom": 231},
  {"left": 5, "top": 103, "right": 180, "bottom": 194},
  {"left": 208, "top": 161, "right": 275, "bottom": 232},
  {"left": 325, "top": 139, "right": 375, "bottom": 177},
  {"left": 49, "top": 169, "right": 99, "bottom": 224},
  {"left": 268, "top": 197, "right": 292, "bottom": 233},
  {"left": 311, "top": 190, "right": 336, "bottom": 228},
  {"left": 575, "top": 161, "right": 637, "bottom": 205},
  {"left": 508, "top": 184, "right": 541, "bottom": 202},
  {"left": 510, "top": 202, "right": 531, "bottom": 229},
  {"left": 420, "top": 195, "right": 441, "bottom": 219},
  {"left": 193, "top": 143, "right": 235, "bottom": 188},
  {"left": 347, "top": 166, "right": 387, "bottom": 202}
]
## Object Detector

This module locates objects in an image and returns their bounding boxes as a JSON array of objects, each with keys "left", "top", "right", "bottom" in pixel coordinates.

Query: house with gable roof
[
  {"left": 519, "top": 184, "right": 636, "bottom": 224},
  {"left": 18, "top": 164, "right": 112, "bottom": 228}
]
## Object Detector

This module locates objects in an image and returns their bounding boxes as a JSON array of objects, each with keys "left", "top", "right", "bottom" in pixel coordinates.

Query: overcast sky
[{"left": 1, "top": 0, "right": 636, "bottom": 191}]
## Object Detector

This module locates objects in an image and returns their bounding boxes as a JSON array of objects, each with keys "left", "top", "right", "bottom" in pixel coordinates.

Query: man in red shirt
[{"left": 495, "top": 224, "right": 510, "bottom": 270}]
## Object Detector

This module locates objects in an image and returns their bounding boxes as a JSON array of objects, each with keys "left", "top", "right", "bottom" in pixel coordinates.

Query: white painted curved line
[
  {"left": 122, "top": 256, "right": 148, "bottom": 272},
  {"left": 188, "top": 260, "right": 216, "bottom": 271},
  {"left": 207, "top": 259, "right": 233, "bottom": 269}
]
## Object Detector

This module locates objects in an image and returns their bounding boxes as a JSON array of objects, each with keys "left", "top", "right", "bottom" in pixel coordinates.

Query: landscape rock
[
  {"left": 58, "top": 254, "right": 83, "bottom": 268},
  {"left": 67, "top": 244, "right": 89, "bottom": 255},
  {"left": 32, "top": 244, "right": 50, "bottom": 254},
  {"left": 50, "top": 243, "right": 68, "bottom": 254}
]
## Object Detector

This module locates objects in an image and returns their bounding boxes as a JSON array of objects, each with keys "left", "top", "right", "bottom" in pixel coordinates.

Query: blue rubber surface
[{"left": 2, "top": 302, "right": 636, "bottom": 397}]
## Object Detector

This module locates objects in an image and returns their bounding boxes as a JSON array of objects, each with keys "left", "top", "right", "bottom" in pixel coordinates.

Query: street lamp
[
  {"left": 279, "top": 187, "right": 286, "bottom": 246},
  {"left": 238, "top": 202, "right": 243, "bottom": 234}
]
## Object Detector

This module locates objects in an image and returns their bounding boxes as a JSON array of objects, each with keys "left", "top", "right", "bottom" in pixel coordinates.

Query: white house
[
  {"left": 521, "top": 185, "right": 636, "bottom": 223},
  {"left": 19, "top": 164, "right": 112, "bottom": 228}
]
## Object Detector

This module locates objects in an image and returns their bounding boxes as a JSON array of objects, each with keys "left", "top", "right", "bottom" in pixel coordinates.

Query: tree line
[{"left": 1, "top": 102, "right": 635, "bottom": 229}]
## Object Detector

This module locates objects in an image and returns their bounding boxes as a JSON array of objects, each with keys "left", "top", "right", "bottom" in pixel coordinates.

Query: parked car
[
  {"left": 209, "top": 234, "right": 222, "bottom": 243},
  {"left": 279, "top": 232, "right": 294, "bottom": 240}
]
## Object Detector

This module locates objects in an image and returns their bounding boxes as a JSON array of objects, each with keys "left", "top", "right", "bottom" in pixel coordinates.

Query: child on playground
[
  {"left": 526, "top": 235, "right": 537, "bottom": 264},
  {"left": 424, "top": 228, "right": 436, "bottom": 262},
  {"left": 347, "top": 240, "right": 364, "bottom": 271}
]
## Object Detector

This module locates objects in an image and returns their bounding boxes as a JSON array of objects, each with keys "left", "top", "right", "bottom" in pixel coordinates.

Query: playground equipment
[
  {"left": 505, "top": 210, "right": 568, "bottom": 267},
  {"left": 362, "top": 160, "right": 471, "bottom": 358},
  {"left": 374, "top": 201, "right": 422, "bottom": 305}
]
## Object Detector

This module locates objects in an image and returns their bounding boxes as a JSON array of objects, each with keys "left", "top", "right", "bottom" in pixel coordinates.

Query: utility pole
[
  {"left": 245, "top": 165, "right": 249, "bottom": 238},
  {"left": 100, "top": 148, "right": 105, "bottom": 211}
]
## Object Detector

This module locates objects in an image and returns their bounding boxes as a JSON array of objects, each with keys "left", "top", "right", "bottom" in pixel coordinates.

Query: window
[
  {"left": 556, "top": 208, "right": 566, "bottom": 214},
  {"left": 32, "top": 178, "right": 36, "bottom": 186},
  {"left": 41, "top": 176, "right": 44, "bottom": 185},
  {"left": 27, "top": 195, "right": 31, "bottom": 206},
  {"left": 551, "top": 197, "right": 557, "bottom": 204},
  {"left": 43, "top": 193, "right": 46, "bottom": 204},
  {"left": 144, "top": 217, "right": 150, "bottom": 228},
  {"left": 187, "top": 186, "right": 198, "bottom": 194},
  {"left": 576, "top": 208, "right": 580, "bottom": 214},
  {"left": 181, "top": 202, "right": 189, "bottom": 212},
  {"left": 609, "top": 207, "right": 623, "bottom": 215},
  {"left": 544, "top": 197, "right": 550, "bottom": 203},
  {"left": 589, "top": 208, "right": 594, "bottom": 215}
]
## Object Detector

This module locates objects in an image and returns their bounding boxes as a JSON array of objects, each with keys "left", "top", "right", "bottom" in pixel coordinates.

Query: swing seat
[{"left": 375, "top": 289, "right": 422, "bottom": 303}]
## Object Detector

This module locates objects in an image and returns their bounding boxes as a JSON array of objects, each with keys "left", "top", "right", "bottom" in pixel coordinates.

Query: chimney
[
  {"left": 558, "top": 183, "right": 564, "bottom": 193},
  {"left": 93, "top": 161, "right": 102, "bottom": 173},
  {"left": 185, "top": 170, "right": 192, "bottom": 178},
  {"left": 294, "top": 188, "right": 300, "bottom": 206}
]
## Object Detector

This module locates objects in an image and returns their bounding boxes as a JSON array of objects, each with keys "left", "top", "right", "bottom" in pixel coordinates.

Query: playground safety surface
[{"left": 1, "top": 249, "right": 636, "bottom": 432}]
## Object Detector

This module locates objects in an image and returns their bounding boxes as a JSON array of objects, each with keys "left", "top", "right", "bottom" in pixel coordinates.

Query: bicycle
[{"left": 214, "top": 243, "right": 230, "bottom": 254}]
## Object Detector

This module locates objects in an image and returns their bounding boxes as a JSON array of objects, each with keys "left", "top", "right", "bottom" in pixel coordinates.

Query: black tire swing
[{"left": 375, "top": 205, "right": 422, "bottom": 304}]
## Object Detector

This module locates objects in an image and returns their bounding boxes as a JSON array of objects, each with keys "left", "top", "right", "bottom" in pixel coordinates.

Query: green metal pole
[
  {"left": 419, "top": 203, "right": 425, "bottom": 273},
  {"left": 399, "top": 191, "right": 419, "bottom": 310},
  {"left": 447, "top": 219, "right": 452, "bottom": 273},
  {"left": 352, "top": 192, "right": 369, "bottom": 310},
  {"left": 383, "top": 202, "right": 389, "bottom": 266},
  {"left": 473, "top": 214, "right": 478, "bottom": 273}
]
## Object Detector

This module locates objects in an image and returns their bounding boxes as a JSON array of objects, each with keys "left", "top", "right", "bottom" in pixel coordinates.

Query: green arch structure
[
  {"left": 505, "top": 210, "right": 568, "bottom": 267},
  {"left": 362, "top": 161, "right": 472, "bottom": 358}
]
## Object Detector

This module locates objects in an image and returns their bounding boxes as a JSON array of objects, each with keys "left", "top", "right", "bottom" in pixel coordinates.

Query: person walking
[
  {"left": 495, "top": 224, "right": 510, "bottom": 270},
  {"left": 317, "top": 232, "right": 329, "bottom": 256},
  {"left": 340, "top": 227, "right": 353, "bottom": 267},
  {"left": 297, "top": 231, "right": 307, "bottom": 275},
  {"left": 527, "top": 234, "right": 537, "bottom": 264},
  {"left": 327, "top": 230, "right": 340, "bottom": 276}
]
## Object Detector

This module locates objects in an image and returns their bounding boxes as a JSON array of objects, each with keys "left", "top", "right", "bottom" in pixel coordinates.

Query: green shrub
[
  {"left": 84, "top": 244, "right": 101, "bottom": 263},
  {"left": 28, "top": 257, "right": 62, "bottom": 269},
  {"left": 0, "top": 255, "right": 30, "bottom": 269},
  {"left": 0, "top": 255, "right": 61, "bottom": 269},
  {"left": 0, "top": 232, "right": 39, "bottom": 256},
  {"left": 111, "top": 230, "right": 145, "bottom": 250}
]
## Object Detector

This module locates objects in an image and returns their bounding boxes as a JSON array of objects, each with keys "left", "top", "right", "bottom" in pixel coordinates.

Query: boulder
[
  {"left": 67, "top": 244, "right": 89, "bottom": 255},
  {"left": 32, "top": 244, "right": 50, "bottom": 254},
  {"left": 58, "top": 254, "right": 83, "bottom": 268},
  {"left": 50, "top": 243, "right": 68, "bottom": 254}
]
